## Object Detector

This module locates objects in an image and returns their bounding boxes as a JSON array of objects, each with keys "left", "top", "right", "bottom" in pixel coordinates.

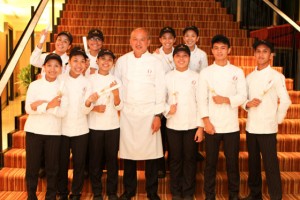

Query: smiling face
[
  {"left": 254, "top": 44, "right": 273, "bottom": 70},
  {"left": 130, "top": 28, "right": 151, "bottom": 58},
  {"left": 55, "top": 35, "right": 71, "bottom": 55},
  {"left": 97, "top": 54, "right": 114, "bottom": 75},
  {"left": 44, "top": 59, "right": 62, "bottom": 82},
  {"left": 211, "top": 42, "right": 231, "bottom": 65},
  {"left": 159, "top": 33, "right": 176, "bottom": 53},
  {"left": 88, "top": 37, "right": 103, "bottom": 54},
  {"left": 183, "top": 30, "right": 199, "bottom": 50},
  {"left": 173, "top": 51, "right": 190, "bottom": 72},
  {"left": 69, "top": 55, "right": 87, "bottom": 78}
]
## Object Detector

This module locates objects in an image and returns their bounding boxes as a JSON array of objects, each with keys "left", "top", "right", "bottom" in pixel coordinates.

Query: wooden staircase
[{"left": 1, "top": 0, "right": 300, "bottom": 199}]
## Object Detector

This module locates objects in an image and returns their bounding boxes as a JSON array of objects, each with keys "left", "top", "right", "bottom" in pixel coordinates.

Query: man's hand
[
  {"left": 151, "top": 116, "right": 161, "bottom": 134},
  {"left": 30, "top": 100, "right": 48, "bottom": 111},
  {"left": 92, "top": 105, "right": 106, "bottom": 113},
  {"left": 194, "top": 127, "right": 204, "bottom": 142},
  {"left": 212, "top": 95, "right": 230, "bottom": 104},
  {"left": 246, "top": 98, "right": 261, "bottom": 108},
  {"left": 168, "top": 104, "right": 177, "bottom": 115},
  {"left": 203, "top": 117, "right": 216, "bottom": 135}
]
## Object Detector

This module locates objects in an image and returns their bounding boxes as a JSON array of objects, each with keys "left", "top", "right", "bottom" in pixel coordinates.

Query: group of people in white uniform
[{"left": 25, "top": 25, "right": 291, "bottom": 200}]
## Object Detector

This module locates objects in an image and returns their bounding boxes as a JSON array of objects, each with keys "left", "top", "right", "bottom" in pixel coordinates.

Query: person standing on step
[
  {"left": 114, "top": 27, "right": 165, "bottom": 200},
  {"left": 88, "top": 49, "right": 122, "bottom": 200},
  {"left": 241, "top": 40, "right": 291, "bottom": 200},
  {"left": 85, "top": 28, "right": 104, "bottom": 76},
  {"left": 164, "top": 44, "right": 204, "bottom": 200},
  {"left": 30, "top": 30, "right": 73, "bottom": 75},
  {"left": 57, "top": 47, "right": 98, "bottom": 200},
  {"left": 25, "top": 53, "right": 68, "bottom": 200},
  {"left": 30, "top": 30, "right": 73, "bottom": 179},
  {"left": 153, "top": 26, "right": 177, "bottom": 179},
  {"left": 183, "top": 25, "right": 207, "bottom": 162},
  {"left": 182, "top": 25, "right": 208, "bottom": 74},
  {"left": 198, "top": 35, "right": 247, "bottom": 200}
]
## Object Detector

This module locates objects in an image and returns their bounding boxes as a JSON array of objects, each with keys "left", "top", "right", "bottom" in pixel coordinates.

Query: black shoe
[
  {"left": 183, "top": 195, "right": 194, "bottom": 200},
  {"left": 69, "top": 194, "right": 81, "bottom": 200},
  {"left": 196, "top": 152, "right": 205, "bottom": 162},
  {"left": 147, "top": 193, "right": 160, "bottom": 200},
  {"left": 172, "top": 196, "right": 182, "bottom": 200},
  {"left": 38, "top": 168, "right": 46, "bottom": 178},
  {"left": 84, "top": 169, "right": 89, "bottom": 179},
  {"left": 108, "top": 194, "right": 118, "bottom": 200},
  {"left": 57, "top": 195, "right": 68, "bottom": 200},
  {"left": 93, "top": 195, "right": 103, "bottom": 200},
  {"left": 119, "top": 192, "right": 134, "bottom": 200},
  {"left": 241, "top": 195, "right": 262, "bottom": 200},
  {"left": 158, "top": 170, "right": 166, "bottom": 178}
]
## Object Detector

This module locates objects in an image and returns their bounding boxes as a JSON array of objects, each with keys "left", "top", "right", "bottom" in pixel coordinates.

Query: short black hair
[
  {"left": 69, "top": 47, "right": 88, "bottom": 59},
  {"left": 211, "top": 34, "right": 230, "bottom": 48},
  {"left": 183, "top": 26, "right": 199, "bottom": 36},
  {"left": 252, "top": 39, "right": 274, "bottom": 53}
]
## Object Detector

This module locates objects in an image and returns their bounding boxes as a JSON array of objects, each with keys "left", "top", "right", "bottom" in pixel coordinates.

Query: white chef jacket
[
  {"left": 24, "top": 77, "right": 68, "bottom": 136},
  {"left": 85, "top": 51, "right": 99, "bottom": 76},
  {"left": 164, "top": 69, "right": 203, "bottom": 130},
  {"left": 243, "top": 65, "right": 291, "bottom": 133},
  {"left": 30, "top": 46, "right": 70, "bottom": 74},
  {"left": 61, "top": 73, "right": 93, "bottom": 137},
  {"left": 189, "top": 45, "right": 208, "bottom": 73},
  {"left": 114, "top": 51, "right": 165, "bottom": 160},
  {"left": 198, "top": 61, "right": 247, "bottom": 133},
  {"left": 153, "top": 47, "right": 175, "bottom": 74},
  {"left": 88, "top": 73, "right": 123, "bottom": 130}
]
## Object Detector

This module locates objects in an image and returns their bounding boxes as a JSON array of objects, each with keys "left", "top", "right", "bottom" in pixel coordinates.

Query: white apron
[{"left": 118, "top": 52, "right": 164, "bottom": 160}]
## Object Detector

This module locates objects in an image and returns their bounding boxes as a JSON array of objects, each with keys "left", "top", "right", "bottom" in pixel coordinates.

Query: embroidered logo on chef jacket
[
  {"left": 82, "top": 87, "right": 87, "bottom": 96},
  {"left": 147, "top": 68, "right": 153, "bottom": 75}
]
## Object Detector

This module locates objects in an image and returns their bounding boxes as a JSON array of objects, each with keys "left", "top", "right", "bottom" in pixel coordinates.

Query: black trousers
[
  {"left": 89, "top": 128, "right": 120, "bottom": 196},
  {"left": 167, "top": 128, "right": 197, "bottom": 197},
  {"left": 158, "top": 116, "right": 167, "bottom": 172},
  {"left": 123, "top": 158, "right": 159, "bottom": 196},
  {"left": 25, "top": 132, "right": 61, "bottom": 200},
  {"left": 246, "top": 132, "right": 282, "bottom": 200},
  {"left": 204, "top": 131, "right": 240, "bottom": 199},
  {"left": 57, "top": 134, "right": 89, "bottom": 197}
]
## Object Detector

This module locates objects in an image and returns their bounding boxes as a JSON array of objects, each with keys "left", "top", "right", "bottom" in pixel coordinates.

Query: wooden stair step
[
  {"left": 64, "top": 1, "right": 221, "bottom": 8},
  {"left": 1, "top": 168, "right": 299, "bottom": 195},
  {"left": 61, "top": 11, "right": 233, "bottom": 21},
  {"left": 58, "top": 19, "right": 240, "bottom": 29},
  {"left": 0, "top": 191, "right": 299, "bottom": 200},
  {"left": 62, "top": 6, "right": 227, "bottom": 13}
]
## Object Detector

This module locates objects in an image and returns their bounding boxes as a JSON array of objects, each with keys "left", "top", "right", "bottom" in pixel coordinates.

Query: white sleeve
[
  {"left": 30, "top": 46, "right": 47, "bottom": 68},
  {"left": 25, "top": 82, "right": 43, "bottom": 115},
  {"left": 276, "top": 74, "right": 291, "bottom": 124}
]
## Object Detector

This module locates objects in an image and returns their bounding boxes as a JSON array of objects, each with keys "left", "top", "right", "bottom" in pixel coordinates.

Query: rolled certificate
[
  {"left": 39, "top": 23, "right": 51, "bottom": 44},
  {"left": 83, "top": 36, "right": 88, "bottom": 54},
  {"left": 97, "top": 84, "right": 120, "bottom": 96}
]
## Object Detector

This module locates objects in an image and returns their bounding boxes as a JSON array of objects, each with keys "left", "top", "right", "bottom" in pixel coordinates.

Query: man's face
[{"left": 130, "top": 29, "right": 150, "bottom": 57}]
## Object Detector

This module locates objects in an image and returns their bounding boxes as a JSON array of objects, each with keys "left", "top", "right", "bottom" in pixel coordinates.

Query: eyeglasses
[{"left": 89, "top": 37, "right": 102, "bottom": 42}]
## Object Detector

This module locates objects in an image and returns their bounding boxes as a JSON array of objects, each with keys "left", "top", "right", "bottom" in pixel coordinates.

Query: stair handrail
[
  {"left": 0, "top": 0, "right": 49, "bottom": 95},
  {"left": 262, "top": 0, "right": 300, "bottom": 32}
]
